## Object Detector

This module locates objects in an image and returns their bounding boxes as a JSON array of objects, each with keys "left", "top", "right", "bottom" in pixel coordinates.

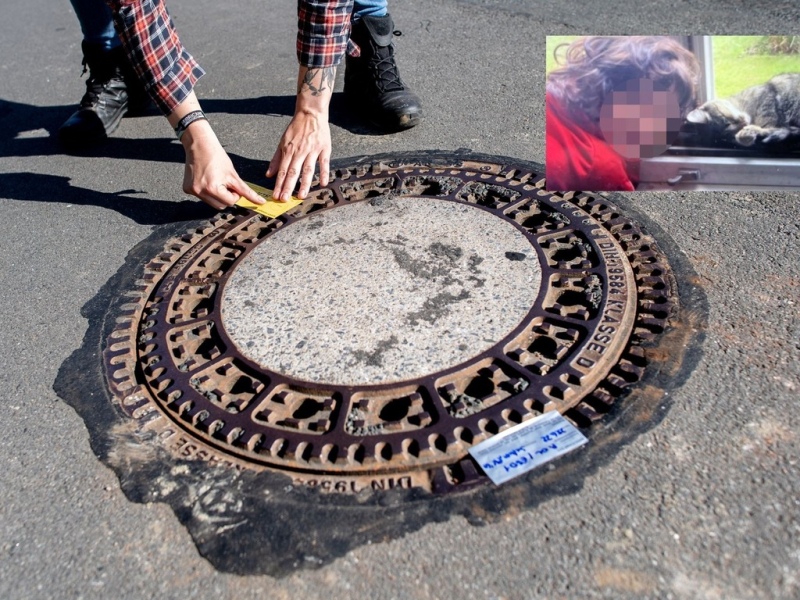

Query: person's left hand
[
  {"left": 266, "top": 109, "right": 331, "bottom": 201},
  {"left": 267, "top": 65, "right": 336, "bottom": 201}
]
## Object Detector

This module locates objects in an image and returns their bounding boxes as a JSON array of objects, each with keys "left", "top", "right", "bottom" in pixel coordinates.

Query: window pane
[{"left": 712, "top": 36, "right": 800, "bottom": 99}]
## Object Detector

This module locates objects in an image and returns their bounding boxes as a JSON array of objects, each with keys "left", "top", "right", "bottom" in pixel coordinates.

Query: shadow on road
[
  {"left": 0, "top": 172, "right": 216, "bottom": 225},
  {"left": 0, "top": 92, "right": 383, "bottom": 161},
  {"left": 0, "top": 93, "right": 385, "bottom": 224}
]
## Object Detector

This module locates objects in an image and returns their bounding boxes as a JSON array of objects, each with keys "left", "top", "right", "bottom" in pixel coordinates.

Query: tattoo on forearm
[{"left": 299, "top": 67, "right": 337, "bottom": 96}]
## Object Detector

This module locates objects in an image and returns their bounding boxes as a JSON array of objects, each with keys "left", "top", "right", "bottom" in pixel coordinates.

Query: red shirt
[{"left": 545, "top": 94, "right": 637, "bottom": 192}]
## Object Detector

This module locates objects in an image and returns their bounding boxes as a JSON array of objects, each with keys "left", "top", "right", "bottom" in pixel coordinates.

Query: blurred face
[{"left": 599, "top": 78, "right": 683, "bottom": 159}]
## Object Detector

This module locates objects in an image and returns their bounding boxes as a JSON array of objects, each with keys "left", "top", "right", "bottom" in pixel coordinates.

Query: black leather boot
[
  {"left": 59, "top": 42, "right": 132, "bottom": 147},
  {"left": 344, "top": 14, "right": 422, "bottom": 131}
]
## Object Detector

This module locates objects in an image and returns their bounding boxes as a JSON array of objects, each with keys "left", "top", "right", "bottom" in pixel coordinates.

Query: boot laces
[
  {"left": 367, "top": 31, "right": 404, "bottom": 93},
  {"left": 81, "top": 78, "right": 106, "bottom": 108},
  {"left": 79, "top": 58, "right": 123, "bottom": 108}
]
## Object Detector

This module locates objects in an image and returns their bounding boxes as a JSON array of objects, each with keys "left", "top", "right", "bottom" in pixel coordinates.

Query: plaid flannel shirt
[
  {"left": 107, "top": 0, "right": 356, "bottom": 115},
  {"left": 297, "top": 0, "right": 357, "bottom": 68}
]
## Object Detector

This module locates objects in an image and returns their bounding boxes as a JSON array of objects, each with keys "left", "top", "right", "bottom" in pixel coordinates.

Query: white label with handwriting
[{"left": 468, "top": 411, "right": 588, "bottom": 485}]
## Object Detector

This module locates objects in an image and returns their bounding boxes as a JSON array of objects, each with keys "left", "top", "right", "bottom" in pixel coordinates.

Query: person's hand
[
  {"left": 267, "top": 65, "right": 336, "bottom": 201},
  {"left": 266, "top": 109, "right": 331, "bottom": 201},
  {"left": 181, "top": 120, "right": 264, "bottom": 210}
]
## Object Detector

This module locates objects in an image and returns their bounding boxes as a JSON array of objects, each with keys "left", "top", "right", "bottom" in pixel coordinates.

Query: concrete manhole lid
[
  {"left": 105, "top": 155, "right": 677, "bottom": 495},
  {"left": 222, "top": 197, "right": 543, "bottom": 385}
]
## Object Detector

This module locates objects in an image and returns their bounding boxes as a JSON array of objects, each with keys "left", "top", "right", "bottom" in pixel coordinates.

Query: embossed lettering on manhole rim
[{"left": 104, "top": 156, "right": 676, "bottom": 495}]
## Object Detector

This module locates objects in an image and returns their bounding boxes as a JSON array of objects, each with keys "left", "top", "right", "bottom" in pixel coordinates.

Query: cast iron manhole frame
[{"left": 104, "top": 153, "right": 677, "bottom": 495}]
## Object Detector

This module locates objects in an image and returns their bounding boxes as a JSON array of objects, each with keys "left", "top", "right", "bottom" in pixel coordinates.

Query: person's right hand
[{"left": 181, "top": 120, "right": 264, "bottom": 210}]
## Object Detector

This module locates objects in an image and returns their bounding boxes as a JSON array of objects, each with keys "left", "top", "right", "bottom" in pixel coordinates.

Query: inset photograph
[{"left": 545, "top": 36, "right": 800, "bottom": 191}]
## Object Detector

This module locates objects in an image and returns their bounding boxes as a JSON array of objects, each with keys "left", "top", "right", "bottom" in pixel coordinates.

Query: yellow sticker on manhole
[{"left": 237, "top": 181, "right": 302, "bottom": 218}]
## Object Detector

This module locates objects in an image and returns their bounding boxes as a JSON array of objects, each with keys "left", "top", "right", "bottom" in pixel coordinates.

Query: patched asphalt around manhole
[{"left": 55, "top": 151, "right": 706, "bottom": 576}]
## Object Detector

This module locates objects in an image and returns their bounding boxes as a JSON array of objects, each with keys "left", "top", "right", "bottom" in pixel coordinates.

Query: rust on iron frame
[{"left": 104, "top": 156, "right": 675, "bottom": 495}]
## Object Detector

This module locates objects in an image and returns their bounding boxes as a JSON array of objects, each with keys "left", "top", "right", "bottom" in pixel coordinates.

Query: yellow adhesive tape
[{"left": 236, "top": 182, "right": 302, "bottom": 218}]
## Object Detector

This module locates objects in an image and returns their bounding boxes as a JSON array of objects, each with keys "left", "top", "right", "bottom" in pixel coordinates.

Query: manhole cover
[{"left": 104, "top": 153, "right": 677, "bottom": 495}]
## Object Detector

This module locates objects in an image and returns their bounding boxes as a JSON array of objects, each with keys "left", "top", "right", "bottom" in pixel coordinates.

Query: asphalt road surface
[{"left": 1, "top": 0, "right": 799, "bottom": 598}]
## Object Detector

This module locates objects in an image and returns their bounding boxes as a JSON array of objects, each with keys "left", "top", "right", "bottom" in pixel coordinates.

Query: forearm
[
  {"left": 103, "top": 2, "right": 259, "bottom": 210},
  {"left": 296, "top": 65, "right": 336, "bottom": 116},
  {"left": 168, "top": 92, "right": 216, "bottom": 152},
  {"left": 267, "top": 0, "right": 353, "bottom": 201},
  {"left": 167, "top": 92, "right": 202, "bottom": 128}
]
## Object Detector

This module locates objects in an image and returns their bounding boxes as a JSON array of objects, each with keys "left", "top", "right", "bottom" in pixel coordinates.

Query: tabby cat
[{"left": 686, "top": 73, "right": 800, "bottom": 147}]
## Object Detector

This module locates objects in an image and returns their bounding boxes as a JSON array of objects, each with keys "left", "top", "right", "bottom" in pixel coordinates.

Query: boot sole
[
  {"left": 396, "top": 111, "right": 421, "bottom": 129},
  {"left": 366, "top": 108, "right": 422, "bottom": 132},
  {"left": 345, "top": 92, "right": 423, "bottom": 132},
  {"left": 58, "top": 102, "right": 129, "bottom": 148}
]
